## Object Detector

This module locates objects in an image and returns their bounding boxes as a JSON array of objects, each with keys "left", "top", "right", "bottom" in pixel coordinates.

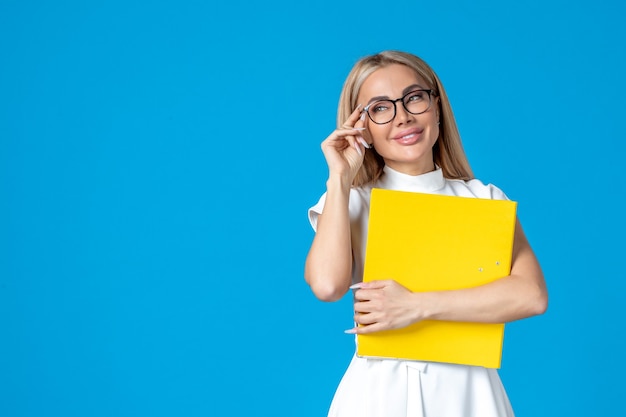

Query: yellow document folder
[{"left": 357, "top": 189, "right": 517, "bottom": 368}]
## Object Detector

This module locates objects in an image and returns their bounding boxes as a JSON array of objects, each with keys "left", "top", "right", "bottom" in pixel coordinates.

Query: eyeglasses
[{"left": 362, "top": 89, "right": 436, "bottom": 125}]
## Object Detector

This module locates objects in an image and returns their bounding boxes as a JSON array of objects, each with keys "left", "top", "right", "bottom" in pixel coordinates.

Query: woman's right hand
[
  {"left": 320, "top": 105, "right": 369, "bottom": 185},
  {"left": 307, "top": 106, "right": 369, "bottom": 301}
]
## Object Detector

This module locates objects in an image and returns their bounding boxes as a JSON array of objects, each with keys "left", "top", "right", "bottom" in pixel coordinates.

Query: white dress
[{"left": 308, "top": 166, "right": 515, "bottom": 417}]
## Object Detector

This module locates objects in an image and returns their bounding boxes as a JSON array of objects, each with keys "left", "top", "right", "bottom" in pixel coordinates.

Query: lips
[{"left": 392, "top": 128, "right": 423, "bottom": 145}]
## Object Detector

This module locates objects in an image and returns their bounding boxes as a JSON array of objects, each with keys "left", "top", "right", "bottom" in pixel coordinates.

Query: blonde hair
[{"left": 337, "top": 50, "right": 474, "bottom": 186}]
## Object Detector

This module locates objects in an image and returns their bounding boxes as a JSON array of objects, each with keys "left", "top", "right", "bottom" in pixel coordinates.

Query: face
[{"left": 357, "top": 64, "right": 439, "bottom": 175}]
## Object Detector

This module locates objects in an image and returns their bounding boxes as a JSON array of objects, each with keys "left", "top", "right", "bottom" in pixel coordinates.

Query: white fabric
[{"left": 308, "top": 166, "right": 515, "bottom": 417}]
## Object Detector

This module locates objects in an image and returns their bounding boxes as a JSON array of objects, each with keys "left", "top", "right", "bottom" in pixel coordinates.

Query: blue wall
[{"left": 1, "top": 1, "right": 624, "bottom": 416}]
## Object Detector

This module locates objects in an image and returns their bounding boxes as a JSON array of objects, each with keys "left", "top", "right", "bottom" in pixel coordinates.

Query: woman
[{"left": 304, "top": 51, "right": 548, "bottom": 417}]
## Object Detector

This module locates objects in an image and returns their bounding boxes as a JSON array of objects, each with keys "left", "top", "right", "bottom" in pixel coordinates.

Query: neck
[{"left": 384, "top": 160, "right": 436, "bottom": 176}]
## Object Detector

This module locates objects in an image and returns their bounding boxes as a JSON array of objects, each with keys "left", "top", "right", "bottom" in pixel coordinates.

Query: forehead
[{"left": 358, "top": 64, "right": 428, "bottom": 100}]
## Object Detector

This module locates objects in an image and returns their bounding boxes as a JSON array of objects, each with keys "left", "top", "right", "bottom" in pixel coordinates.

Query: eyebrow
[{"left": 365, "top": 84, "right": 424, "bottom": 105}]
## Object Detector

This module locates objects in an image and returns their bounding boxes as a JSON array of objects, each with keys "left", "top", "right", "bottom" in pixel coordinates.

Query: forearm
[
  {"left": 421, "top": 274, "right": 546, "bottom": 323},
  {"left": 350, "top": 220, "right": 548, "bottom": 334},
  {"left": 419, "top": 220, "right": 548, "bottom": 323},
  {"left": 305, "top": 175, "right": 353, "bottom": 301}
]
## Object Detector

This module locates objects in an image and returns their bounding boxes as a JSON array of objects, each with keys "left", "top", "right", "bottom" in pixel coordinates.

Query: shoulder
[
  {"left": 349, "top": 183, "right": 375, "bottom": 211},
  {"left": 444, "top": 177, "right": 510, "bottom": 201},
  {"left": 307, "top": 184, "right": 374, "bottom": 231}
]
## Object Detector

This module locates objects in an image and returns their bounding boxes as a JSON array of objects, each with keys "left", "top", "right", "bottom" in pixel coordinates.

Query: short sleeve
[
  {"left": 489, "top": 184, "right": 510, "bottom": 201},
  {"left": 460, "top": 179, "right": 511, "bottom": 201},
  {"left": 307, "top": 187, "right": 371, "bottom": 233},
  {"left": 307, "top": 193, "right": 327, "bottom": 232}
]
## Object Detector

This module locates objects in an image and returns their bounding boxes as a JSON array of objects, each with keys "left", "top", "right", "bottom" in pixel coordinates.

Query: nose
[{"left": 394, "top": 101, "right": 413, "bottom": 125}]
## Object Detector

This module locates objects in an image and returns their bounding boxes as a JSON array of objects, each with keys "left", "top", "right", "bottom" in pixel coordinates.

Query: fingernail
[
  {"left": 349, "top": 283, "right": 363, "bottom": 289},
  {"left": 360, "top": 113, "right": 366, "bottom": 121},
  {"left": 353, "top": 127, "right": 366, "bottom": 131},
  {"left": 344, "top": 328, "right": 357, "bottom": 334},
  {"left": 357, "top": 137, "right": 370, "bottom": 148},
  {"left": 354, "top": 142, "right": 362, "bottom": 156}
]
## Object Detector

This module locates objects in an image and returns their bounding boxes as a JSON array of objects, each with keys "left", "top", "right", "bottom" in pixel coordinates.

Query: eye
[
  {"left": 406, "top": 90, "right": 426, "bottom": 102},
  {"left": 370, "top": 101, "right": 392, "bottom": 114}
]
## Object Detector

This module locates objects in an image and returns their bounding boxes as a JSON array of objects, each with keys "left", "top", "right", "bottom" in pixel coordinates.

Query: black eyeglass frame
[{"left": 362, "top": 89, "right": 437, "bottom": 125}]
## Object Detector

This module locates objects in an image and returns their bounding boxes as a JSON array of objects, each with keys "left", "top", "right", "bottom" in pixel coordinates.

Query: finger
[
  {"left": 335, "top": 127, "right": 367, "bottom": 136},
  {"left": 340, "top": 104, "right": 364, "bottom": 129},
  {"left": 344, "top": 322, "right": 385, "bottom": 335},
  {"left": 353, "top": 322, "right": 385, "bottom": 335},
  {"left": 353, "top": 140, "right": 363, "bottom": 156},
  {"left": 321, "top": 128, "right": 366, "bottom": 164},
  {"left": 354, "top": 289, "right": 380, "bottom": 302},
  {"left": 354, "top": 300, "right": 374, "bottom": 312},
  {"left": 323, "top": 128, "right": 367, "bottom": 146},
  {"left": 350, "top": 135, "right": 364, "bottom": 156},
  {"left": 350, "top": 280, "right": 387, "bottom": 290},
  {"left": 358, "top": 279, "right": 391, "bottom": 290},
  {"left": 353, "top": 110, "right": 367, "bottom": 129},
  {"left": 339, "top": 133, "right": 365, "bottom": 158},
  {"left": 352, "top": 285, "right": 386, "bottom": 300},
  {"left": 354, "top": 311, "right": 378, "bottom": 325}
]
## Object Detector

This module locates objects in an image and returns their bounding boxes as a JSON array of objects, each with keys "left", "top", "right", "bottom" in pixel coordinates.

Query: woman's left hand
[{"left": 346, "top": 280, "right": 424, "bottom": 334}]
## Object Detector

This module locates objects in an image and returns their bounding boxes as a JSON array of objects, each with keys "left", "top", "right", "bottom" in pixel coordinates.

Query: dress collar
[{"left": 377, "top": 165, "right": 446, "bottom": 193}]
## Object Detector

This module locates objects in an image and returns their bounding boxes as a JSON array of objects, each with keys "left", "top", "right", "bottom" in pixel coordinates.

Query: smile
[{"left": 392, "top": 128, "right": 423, "bottom": 145}]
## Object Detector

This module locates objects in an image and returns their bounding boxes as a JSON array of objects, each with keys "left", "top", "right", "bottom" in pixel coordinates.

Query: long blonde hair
[{"left": 337, "top": 51, "right": 474, "bottom": 186}]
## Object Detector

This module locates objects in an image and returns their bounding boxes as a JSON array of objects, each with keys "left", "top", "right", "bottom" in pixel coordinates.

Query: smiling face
[{"left": 357, "top": 64, "right": 440, "bottom": 175}]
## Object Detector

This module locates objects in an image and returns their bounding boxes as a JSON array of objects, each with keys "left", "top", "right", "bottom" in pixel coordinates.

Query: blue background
[{"left": 1, "top": 0, "right": 624, "bottom": 416}]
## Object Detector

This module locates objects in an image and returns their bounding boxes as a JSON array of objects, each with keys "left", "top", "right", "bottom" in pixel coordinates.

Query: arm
[
  {"left": 349, "top": 219, "right": 548, "bottom": 333},
  {"left": 305, "top": 106, "right": 368, "bottom": 302},
  {"left": 305, "top": 176, "right": 353, "bottom": 301}
]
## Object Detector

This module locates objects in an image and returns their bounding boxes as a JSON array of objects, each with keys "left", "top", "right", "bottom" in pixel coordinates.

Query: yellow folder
[{"left": 356, "top": 189, "right": 517, "bottom": 368}]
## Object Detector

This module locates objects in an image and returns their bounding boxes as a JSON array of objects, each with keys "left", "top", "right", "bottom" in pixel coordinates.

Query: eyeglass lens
[{"left": 367, "top": 90, "right": 432, "bottom": 124}]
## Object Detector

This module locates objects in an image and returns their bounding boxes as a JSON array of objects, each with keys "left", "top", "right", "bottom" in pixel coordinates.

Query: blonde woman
[{"left": 305, "top": 51, "right": 548, "bottom": 417}]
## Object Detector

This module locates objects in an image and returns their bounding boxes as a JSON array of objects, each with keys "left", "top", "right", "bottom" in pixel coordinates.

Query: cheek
[{"left": 364, "top": 123, "right": 389, "bottom": 144}]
